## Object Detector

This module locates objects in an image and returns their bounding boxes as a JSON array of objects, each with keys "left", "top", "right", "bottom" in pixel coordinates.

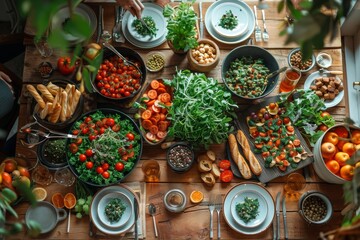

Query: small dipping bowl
[
  {"left": 38, "top": 61, "right": 53, "bottom": 78},
  {"left": 145, "top": 51, "right": 166, "bottom": 72},
  {"left": 164, "top": 189, "right": 187, "bottom": 213},
  {"left": 166, "top": 143, "right": 195, "bottom": 173},
  {"left": 316, "top": 52, "right": 333, "bottom": 69},
  {"left": 298, "top": 191, "right": 333, "bottom": 225}
]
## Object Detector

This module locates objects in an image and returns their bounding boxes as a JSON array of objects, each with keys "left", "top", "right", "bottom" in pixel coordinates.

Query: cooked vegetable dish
[
  {"left": 132, "top": 16, "right": 157, "bottom": 36},
  {"left": 219, "top": 10, "right": 238, "bottom": 30},
  {"left": 104, "top": 198, "right": 126, "bottom": 223},
  {"left": 224, "top": 56, "right": 270, "bottom": 98},
  {"left": 236, "top": 197, "right": 259, "bottom": 223}
]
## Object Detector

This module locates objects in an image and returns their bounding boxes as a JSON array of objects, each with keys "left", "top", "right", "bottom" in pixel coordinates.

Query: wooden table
[{"left": 11, "top": 1, "right": 346, "bottom": 239}]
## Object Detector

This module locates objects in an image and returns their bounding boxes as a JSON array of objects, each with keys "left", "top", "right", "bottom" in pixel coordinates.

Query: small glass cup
[
  {"left": 54, "top": 167, "right": 75, "bottom": 187},
  {"left": 34, "top": 36, "right": 53, "bottom": 58},
  {"left": 31, "top": 164, "right": 53, "bottom": 186},
  {"left": 283, "top": 172, "right": 306, "bottom": 201},
  {"left": 279, "top": 67, "right": 301, "bottom": 93},
  {"left": 142, "top": 160, "right": 160, "bottom": 183}
]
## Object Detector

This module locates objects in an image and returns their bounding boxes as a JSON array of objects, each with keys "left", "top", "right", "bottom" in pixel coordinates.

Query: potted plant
[{"left": 163, "top": 1, "right": 199, "bottom": 54}]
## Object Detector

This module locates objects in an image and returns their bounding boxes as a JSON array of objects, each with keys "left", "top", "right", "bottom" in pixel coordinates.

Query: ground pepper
[{"left": 168, "top": 145, "right": 193, "bottom": 170}]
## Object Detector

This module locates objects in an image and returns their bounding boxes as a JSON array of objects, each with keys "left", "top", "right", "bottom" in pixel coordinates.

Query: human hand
[
  {"left": 0, "top": 71, "right": 14, "bottom": 94},
  {"left": 116, "top": 0, "right": 144, "bottom": 19}
]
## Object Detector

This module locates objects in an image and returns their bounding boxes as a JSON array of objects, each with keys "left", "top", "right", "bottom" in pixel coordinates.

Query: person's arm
[
  {"left": 116, "top": 0, "right": 144, "bottom": 19},
  {"left": 0, "top": 71, "right": 14, "bottom": 95}
]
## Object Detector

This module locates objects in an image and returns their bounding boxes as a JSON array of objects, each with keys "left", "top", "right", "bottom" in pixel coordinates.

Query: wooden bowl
[{"left": 187, "top": 39, "right": 220, "bottom": 73}]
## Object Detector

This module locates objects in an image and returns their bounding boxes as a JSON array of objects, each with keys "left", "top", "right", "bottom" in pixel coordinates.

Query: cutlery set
[
  {"left": 274, "top": 192, "right": 288, "bottom": 240},
  {"left": 253, "top": 5, "right": 269, "bottom": 42},
  {"left": 209, "top": 194, "right": 222, "bottom": 239}
]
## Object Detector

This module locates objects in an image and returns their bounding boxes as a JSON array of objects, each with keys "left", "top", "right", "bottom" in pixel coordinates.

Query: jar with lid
[{"left": 164, "top": 189, "right": 187, "bottom": 213}]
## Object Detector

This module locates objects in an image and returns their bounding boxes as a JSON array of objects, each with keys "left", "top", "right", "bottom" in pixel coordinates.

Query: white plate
[
  {"left": 304, "top": 71, "right": 344, "bottom": 109},
  {"left": 224, "top": 183, "right": 275, "bottom": 235},
  {"left": 97, "top": 192, "right": 133, "bottom": 229},
  {"left": 127, "top": 5, "right": 166, "bottom": 42},
  {"left": 51, "top": 3, "right": 97, "bottom": 43},
  {"left": 122, "top": 3, "right": 167, "bottom": 49},
  {"left": 90, "top": 185, "right": 138, "bottom": 235},
  {"left": 211, "top": 2, "right": 249, "bottom": 38},
  {"left": 205, "top": 0, "right": 255, "bottom": 44},
  {"left": 230, "top": 190, "right": 268, "bottom": 228}
]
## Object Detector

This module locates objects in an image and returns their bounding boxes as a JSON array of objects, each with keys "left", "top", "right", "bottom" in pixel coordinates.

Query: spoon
[
  {"left": 260, "top": 66, "right": 288, "bottom": 95},
  {"left": 148, "top": 203, "right": 158, "bottom": 238}
]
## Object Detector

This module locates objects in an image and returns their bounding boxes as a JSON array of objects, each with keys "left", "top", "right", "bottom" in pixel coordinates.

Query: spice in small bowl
[
  {"left": 145, "top": 52, "right": 165, "bottom": 72},
  {"left": 299, "top": 191, "right": 333, "bottom": 224},
  {"left": 164, "top": 189, "right": 187, "bottom": 213},
  {"left": 38, "top": 61, "right": 53, "bottom": 78},
  {"left": 288, "top": 48, "right": 315, "bottom": 73},
  {"left": 166, "top": 143, "right": 194, "bottom": 173}
]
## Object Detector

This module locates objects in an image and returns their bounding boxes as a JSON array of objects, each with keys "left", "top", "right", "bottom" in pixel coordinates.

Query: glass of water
[{"left": 34, "top": 36, "right": 53, "bottom": 58}]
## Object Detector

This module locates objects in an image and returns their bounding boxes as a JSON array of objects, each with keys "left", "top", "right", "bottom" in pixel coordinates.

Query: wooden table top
[{"left": 10, "top": 1, "right": 347, "bottom": 239}]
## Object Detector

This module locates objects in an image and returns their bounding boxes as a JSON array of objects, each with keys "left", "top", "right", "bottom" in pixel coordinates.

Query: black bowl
[
  {"left": 221, "top": 46, "right": 280, "bottom": 100},
  {"left": 91, "top": 47, "right": 146, "bottom": 101},
  {"left": 166, "top": 143, "right": 195, "bottom": 173},
  {"left": 37, "top": 138, "right": 68, "bottom": 170},
  {"left": 32, "top": 79, "right": 84, "bottom": 130},
  {"left": 66, "top": 108, "right": 143, "bottom": 187}
]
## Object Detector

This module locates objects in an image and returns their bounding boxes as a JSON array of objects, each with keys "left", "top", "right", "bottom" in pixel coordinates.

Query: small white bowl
[
  {"left": 145, "top": 51, "right": 166, "bottom": 72},
  {"left": 97, "top": 192, "right": 133, "bottom": 228}
]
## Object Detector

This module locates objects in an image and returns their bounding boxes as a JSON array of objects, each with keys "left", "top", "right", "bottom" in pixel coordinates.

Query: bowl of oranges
[{"left": 313, "top": 124, "right": 360, "bottom": 184}]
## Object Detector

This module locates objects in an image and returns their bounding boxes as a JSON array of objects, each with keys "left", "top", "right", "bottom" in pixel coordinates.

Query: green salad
[
  {"left": 219, "top": 10, "right": 238, "bottom": 30},
  {"left": 132, "top": 16, "right": 157, "bottom": 36},
  {"left": 105, "top": 198, "right": 126, "bottom": 223},
  {"left": 67, "top": 111, "right": 141, "bottom": 186},
  {"left": 236, "top": 197, "right": 260, "bottom": 223}
]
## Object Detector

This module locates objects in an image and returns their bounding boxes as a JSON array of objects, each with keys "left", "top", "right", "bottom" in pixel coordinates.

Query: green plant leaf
[
  {"left": 277, "top": 0, "right": 285, "bottom": 13},
  {"left": 26, "top": 220, "right": 42, "bottom": 238},
  {"left": 62, "top": 13, "right": 92, "bottom": 39}
]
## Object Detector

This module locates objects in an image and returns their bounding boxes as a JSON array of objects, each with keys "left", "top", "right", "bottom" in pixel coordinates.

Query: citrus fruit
[
  {"left": 32, "top": 187, "right": 47, "bottom": 201},
  {"left": 64, "top": 192, "right": 77, "bottom": 209},
  {"left": 190, "top": 190, "right": 204, "bottom": 204},
  {"left": 52, "top": 192, "right": 65, "bottom": 208}
]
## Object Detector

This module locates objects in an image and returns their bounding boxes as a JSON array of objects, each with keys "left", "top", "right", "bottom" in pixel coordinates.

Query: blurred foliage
[{"left": 278, "top": 0, "right": 351, "bottom": 60}]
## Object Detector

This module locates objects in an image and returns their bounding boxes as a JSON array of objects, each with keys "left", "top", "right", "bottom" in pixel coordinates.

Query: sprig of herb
[
  {"left": 236, "top": 197, "right": 260, "bottom": 223},
  {"left": 219, "top": 10, "right": 238, "bottom": 30},
  {"left": 132, "top": 16, "right": 157, "bottom": 36}
]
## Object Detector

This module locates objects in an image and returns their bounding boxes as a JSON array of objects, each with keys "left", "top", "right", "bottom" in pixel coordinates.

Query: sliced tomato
[
  {"left": 150, "top": 79, "right": 160, "bottom": 89},
  {"left": 157, "top": 131, "right": 167, "bottom": 139},
  {"left": 149, "top": 125, "right": 159, "bottom": 134},
  {"left": 152, "top": 105, "right": 160, "bottom": 113},
  {"left": 141, "top": 110, "right": 152, "bottom": 120},
  {"left": 219, "top": 160, "right": 231, "bottom": 170},
  {"left": 146, "top": 132, "right": 156, "bottom": 141},
  {"left": 220, "top": 170, "right": 233, "bottom": 182},
  {"left": 142, "top": 119, "right": 153, "bottom": 130},
  {"left": 158, "top": 121, "right": 169, "bottom": 131},
  {"left": 156, "top": 87, "right": 166, "bottom": 94},
  {"left": 146, "top": 99, "right": 156, "bottom": 107},
  {"left": 147, "top": 89, "right": 158, "bottom": 99},
  {"left": 160, "top": 93, "right": 171, "bottom": 103}
]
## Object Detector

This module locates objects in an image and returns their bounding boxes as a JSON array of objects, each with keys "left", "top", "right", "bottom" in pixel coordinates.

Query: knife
[
  {"left": 275, "top": 192, "right": 281, "bottom": 240},
  {"left": 134, "top": 198, "right": 139, "bottom": 240},
  {"left": 96, "top": 5, "right": 103, "bottom": 43},
  {"left": 282, "top": 197, "right": 288, "bottom": 240},
  {"left": 199, "top": 1, "right": 204, "bottom": 39}
]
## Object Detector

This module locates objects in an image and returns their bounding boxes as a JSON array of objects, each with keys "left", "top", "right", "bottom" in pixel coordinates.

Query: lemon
[
  {"left": 32, "top": 187, "right": 47, "bottom": 201},
  {"left": 190, "top": 190, "right": 204, "bottom": 204}
]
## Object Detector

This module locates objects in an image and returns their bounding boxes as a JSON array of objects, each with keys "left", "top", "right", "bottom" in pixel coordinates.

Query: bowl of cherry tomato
[
  {"left": 92, "top": 47, "right": 146, "bottom": 101},
  {"left": 66, "top": 108, "right": 143, "bottom": 187}
]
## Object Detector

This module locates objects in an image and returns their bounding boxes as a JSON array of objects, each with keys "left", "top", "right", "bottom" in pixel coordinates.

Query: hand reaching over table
[{"left": 116, "top": 0, "right": 144, "bottom": 19}]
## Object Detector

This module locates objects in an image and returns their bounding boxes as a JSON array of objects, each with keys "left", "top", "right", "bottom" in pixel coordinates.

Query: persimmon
[
  {"left": 340, "top": 165, "right": 354, "bottom": 181},
  {"left": 335, "top": 152, "right": 350, "bottom": 166},
  {"left": 351, "top": 130, "right": 360, "bottom": 144},
  {"left": 321, "top": 142, "right": 337, "bottom": 159},
  {"left": 332, "top": 126, "right": 349, "bottom": 138},
  {"left": 323, "top": 132, "right": 339, "bottom": 145},
  {"left": 325, "top": 160, "right": 340, "bottom": 174},
  {"left": 342, "top": 142, "right": 356, "bottom": 156}
]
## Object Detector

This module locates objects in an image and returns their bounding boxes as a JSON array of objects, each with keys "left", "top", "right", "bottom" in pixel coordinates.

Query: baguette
[
  {"left": 26, "top": 85, "right": 45, "bottom": 109},
  {"left": 236, "top": 130, "right": 262, "bottom": 176},
  {"left": 70, "top": 89, "right": 81, "bottom": 115},
  {"left": 40, "top": 102, "right": 51, "bottom": 119},
  {"left": 60, "top": 91, "right": 68, "bottom": 122},
  {"left": 46, "top": 82, "right": 61, "bottom": 96},
  {"left": 36, "top": 84, "right": 54, "bottom": 102},
  {"left": 48, "top": 103, "right": 61, "bottom": 123},
  {"left": 228, "top": 133, "right": 252, "bottom": 179}
]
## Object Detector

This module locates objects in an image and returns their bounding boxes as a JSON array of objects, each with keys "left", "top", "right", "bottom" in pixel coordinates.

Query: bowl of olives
[{"left": 298, "top": 191, "right": 333, "bottom": 224}]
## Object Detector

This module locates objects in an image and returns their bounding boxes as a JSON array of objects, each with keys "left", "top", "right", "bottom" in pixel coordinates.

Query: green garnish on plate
[
  {"left": 219, "top": 10, "right": 238, "bottom": 30},
  {"left": 104, "top": 198, "right": 126, "bottom": 223},
  {"left": 132, "top": 16, "right": 157, "bottom": 36},
  {"left": 236, "top": 197, "right": 260, "bottom": 223}
]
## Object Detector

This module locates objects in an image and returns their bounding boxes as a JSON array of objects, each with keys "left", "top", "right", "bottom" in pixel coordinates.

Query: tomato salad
[
  {"left": 67, "top": 110, "right": 142, "bottom": 186},
  {"left": 95, "top": 55, "right": 142, "bottom": 99},
  {"left": 137, "top": 79, "right": 172, "bottom": 144},
  {"left": 246, "top": 102, "right": 309, "bottom": 171}
]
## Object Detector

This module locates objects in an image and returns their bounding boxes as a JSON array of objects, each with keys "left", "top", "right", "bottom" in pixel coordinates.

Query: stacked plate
[
  {"left": 223, "top": 183, "right": 275, "bottom": 235},
  {"left": 90, "top": 185, "right": 139, "bottom": 235},
  {"left": 205, "top": 0, "right": 255, "bottom": 44},
  {"left": 122, "top": 3, "right": 168, "bottom": 48}
]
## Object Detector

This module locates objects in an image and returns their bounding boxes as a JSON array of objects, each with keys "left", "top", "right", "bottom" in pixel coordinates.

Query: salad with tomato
[{"left": 67, "top": 110, "right": 142, "bottom": 186}]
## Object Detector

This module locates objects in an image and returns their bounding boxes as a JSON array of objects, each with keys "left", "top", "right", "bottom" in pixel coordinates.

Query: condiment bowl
[
  {"left": 163, "top": 189, "right": 187, "bottom": 213},
  {"left": 187, "top": 39, "right": 220, "bottom": 73},
  {"left": 166, "top": 143, "right": 195, "bottom": 173},
  {"left": 38, "top": 61, "right": 53, "bottom": 78},
  {"left": 145, "top": 51, "right": 166, "bottom": 72},
  {"left": 37, "top": 138, "right": 68, "bottom": 170},
  {"left": 298, "top": 191, "right": 333, "bottom": 225},
  {"left": 288, "top": 48, "right": 316, "bottom": 73}
]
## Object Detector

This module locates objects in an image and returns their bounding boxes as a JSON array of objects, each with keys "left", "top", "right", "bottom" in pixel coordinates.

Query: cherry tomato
[
  {"left": 102, "top": 171, "right": 110, "bottom": 179},
  {"left": 84, "top": 117, "right": 92, "bottom": 123},
  {"left": 112, "top": 124, "right": 121, "bottom": 132},
  {"left": 85, "top": 161, "right": 94, "bottom": 169},
  {"left": 115, "top": 162, "right": 124, "bottom": 171},
  {"left": 102, "top": 163, "right": 109, "bottom": 171},
  {"left": 72, "top": 129, "right": 79, "bottom": 135},
  {"left": 79, "top": 154, "right": 87, "bottom": 162},
  {"left": 320, "top": 111, "right": 331, "bottom": 118},
  {"left": 82, "top": 127, "right": 89, "bottom": 135},
  {"left": 218, "top": 160, "right": 231, "bottom": 171},
  {"left": 96, "top": 166, "right": 104, "bottom": 174},
  {"left": 69, "top": 143, "right": 78, "bottom": 154},
  {"left": 126, "top": 133, "right": 135, "bottom": 141},
  {"left": 75, "top": 138, "right": 83, "bottom": 145},
  {"left": 88, "top": 134, "right": 96, "bottom": 141},
  {"left": 106, "top": 118, "right": 115, "bottom": 127},
  {"left": 57, "top": 56, "right": 75, "bottom": 75},
  {"left": 318, "top": 124, "right": 329, "bottom": 132},
  {"left": 85, "top": 149, "right": 93, "bottom": 157},
  {"left": 220, "top": 170, "right": 233, "bottom": 183}
]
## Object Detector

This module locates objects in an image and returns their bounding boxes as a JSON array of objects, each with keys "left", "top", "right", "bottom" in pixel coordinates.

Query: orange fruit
[
  {"left": 332, "top": 126, "right": 349, "bottom": 138},
  {"left": 334, "top": 152, "right": 350, "bottom": 167},
  {"left": 190, "top": 190, "right": 204, "bottom": 204},
  {"left": 325, "top": 160, "right": 340, "bottom": 174},
  {"left": 340, "top": 165, "right": 355, "bottom": 181},
  {"left": 32, "top": 187, "right": 47, "bottom": 201},
  {"left": 323, "top": 132, "right": 339, "bottom": 146},
  {"left": 351, "top": 130, "right": 360, "bottom": 144},
  {"left": 342, "top": 142, "right": 356, "bottom": 156},
  {"left": 52, "top": 192, "right": 65, "bottom": 208},
  {"left": 64, "top": 192, "right": 77, "bottom": 209}
]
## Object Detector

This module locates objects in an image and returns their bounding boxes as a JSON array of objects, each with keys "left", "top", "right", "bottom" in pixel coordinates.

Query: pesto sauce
[{"left": 43, "top": 139, "right": 66, "bottom": 164}]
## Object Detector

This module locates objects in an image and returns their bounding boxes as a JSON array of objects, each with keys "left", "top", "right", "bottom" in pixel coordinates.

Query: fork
[
  {"left": 253, "top": 5, "right": 262, "bottom": 42},
  {"left": 261, "top": 9, "right": 269, "bottom": 42},
  {"left": 113, "top": 6, "right": 125, "bottom": 43},
  {"left": 215, "top": 194, "right": 222, "bottom": 240},
  {"left": 208, "top": 195, "right": 215, "bottom": 239}
]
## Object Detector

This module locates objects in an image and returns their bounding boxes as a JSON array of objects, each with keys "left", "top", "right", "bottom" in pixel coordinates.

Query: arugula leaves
[{"left": 164, "top": 70, "right": 237, "bottom": 148}]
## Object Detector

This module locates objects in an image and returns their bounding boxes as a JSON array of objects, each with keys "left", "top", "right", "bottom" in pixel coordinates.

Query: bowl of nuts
[
  {"left": 145, "top": 51, "right": 166, "bottom": 72},
  {"left": 166, "top": 143, "right": 195, "bottom": 173},
  {"left": 298, "top": 191, "right": 333, "bottom": 225},
  {"left": 187, "top": 39, "right": 220, "bottom": 73},
  {"left": 288, "top": 48, "right": 316, "bottom": 73}
]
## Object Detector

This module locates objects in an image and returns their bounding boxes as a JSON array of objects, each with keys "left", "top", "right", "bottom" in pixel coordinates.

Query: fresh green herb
[
  {"left": 132, "top": 16, "right": 157, "bottom": 36},
  {"left": 219, "top": 10, "right": 238, "bottom": 30},
  {"left": 279, "top": 90, "right": 336, "bottom": 146},
  {"left": 236, "top": 197, "right": 260, "bottom": 223},
  {"left": 164, "top": 70, "right": 237, "bottom": 148},
  {"left": 224, "top": 56, "right": 270, "bottom": 98},
  {"left": 104, "top": 198, "right": 126, "bottom": 223},
  {"left": 43, "top": 139, "right": 66, "bottom": 164}
]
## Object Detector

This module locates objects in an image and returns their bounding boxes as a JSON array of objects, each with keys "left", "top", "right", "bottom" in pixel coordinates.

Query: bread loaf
[
  {"left": 228, "top": 133, "right": 252, "bottom": 179},
  {"left": 46, "top": 82, "right": 61, "bottom": 96},
  {"left": 60, "top": 91, "right": 68, "bottom": 122},
  {"left": 70, "top": 90, "right": 81, "bottom": 114},
  {"left": 200, "top": 172, "right": 216, "bottom": 187},
  {"left": 48, "top": 103, "right": 61, "bottom": 123},
  {"left": 236, "top": 130, "right": 262, "bottom": 176},
  {"left": 36, "top": 84, "right": 54, "bottom": 102},
  {"left": 26, "top": 85, "right": 46, "bottom": 109}
]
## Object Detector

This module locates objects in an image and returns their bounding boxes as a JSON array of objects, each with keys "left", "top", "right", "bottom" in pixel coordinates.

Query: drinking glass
[
  {"left": 283, "top": 172, "right": 306, "bottom": 201},
  {"left": 142, "top": 160, "right": 160, "bottom": 182},
  {"left": 54, "top": 167, "right": 75, "bottom": 187},
  {"left": 31, "top": 164, "right": 53, "bottom": 186},
  {"left": 34, "top": 36, "right": 53, "bottom": 58},
  {"left": 279, "top": 67, "right": 301, "bottom": 93}
]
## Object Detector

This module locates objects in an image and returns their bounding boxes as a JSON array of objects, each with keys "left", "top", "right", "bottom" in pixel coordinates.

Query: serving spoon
[
  {"left": 260, "top": 66, "right": 288, "bottom": 95},
  {"left": 148, "top": 203, "right": 158, "bottom": 238}
]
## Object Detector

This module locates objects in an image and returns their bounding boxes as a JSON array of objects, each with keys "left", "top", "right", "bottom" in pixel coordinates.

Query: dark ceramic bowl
[
  {"left": 37, "top": 138, "right": 68, "bottom": 170},
  {"left": 221, "top": 46, "right": 280, "bottom": 100},
  {"left": 91, "top": 47, "right": 146, "bottom": 101},
  {"left": 166, "top": 143, "right": 195, "bottom": 173}
]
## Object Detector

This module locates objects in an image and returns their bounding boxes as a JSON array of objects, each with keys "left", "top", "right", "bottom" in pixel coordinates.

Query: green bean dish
[
  {"left": 104, "top": 198, "right": 126, "bottom": 223},
  {"left": 219, "top": 10, "right": 238, "bottom": 30},
  {"left": 132, "top": 16, "right": 157, "bottom": 36},
  {"left": 224, "top": 56, "right": 270, "bottom": 98},
  {"left": 235, "top": 197, "right": 260, "bottom": 223}
]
